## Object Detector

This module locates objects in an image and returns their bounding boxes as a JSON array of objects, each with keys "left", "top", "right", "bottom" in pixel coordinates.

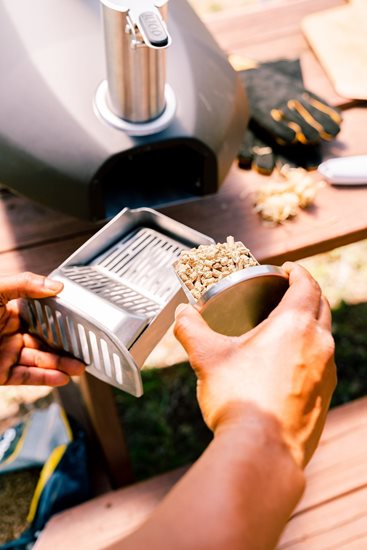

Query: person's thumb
[
  {"left": 174, "top": 303, "right": 219, "bottom": 357},
  {"left": 0, "top": 272, "right": 63, "bottom": 307}
]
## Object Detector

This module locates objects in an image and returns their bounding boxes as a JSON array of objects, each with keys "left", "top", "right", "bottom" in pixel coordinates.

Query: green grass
[
  {"left": 114, "top": 364, "right": 212, "bottom": 481},
  {"left": 331, "top": 301, "right": 367, "bottom": 407}
]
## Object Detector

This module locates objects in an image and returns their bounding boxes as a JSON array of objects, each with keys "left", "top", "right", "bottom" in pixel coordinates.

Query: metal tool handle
[
  {"left": 318, "top": 155, "right": 367, "bottom": 185},
  {"left": 100, "top": 0, "right": 171, "bottom": 123}
]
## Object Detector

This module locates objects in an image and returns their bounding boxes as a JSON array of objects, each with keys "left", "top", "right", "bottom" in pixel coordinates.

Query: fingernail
[
  {"left": 175, "top": 303, "right": 189, "bottom": 319},
  {"left": 44, "top": 278, "right": 63, "bottom": 292}
]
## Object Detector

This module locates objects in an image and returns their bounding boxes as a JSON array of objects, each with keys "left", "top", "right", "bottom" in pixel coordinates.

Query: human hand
[
  {"left": 174, "top": 262, "right": 336, "bottom": 468},
  {"left": 0, "top": 272, "right": 85, "bottom": 386}
]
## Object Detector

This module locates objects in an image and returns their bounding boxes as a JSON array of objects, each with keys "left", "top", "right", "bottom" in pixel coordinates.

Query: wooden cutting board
[{"left": 302, "top": 2, "right": 367, "bottom": 100}]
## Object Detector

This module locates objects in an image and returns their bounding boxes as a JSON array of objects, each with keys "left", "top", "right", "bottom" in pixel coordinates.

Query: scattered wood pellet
[
  {"left": 254, "top": 165, "right": 325, "bottom": 224},
  {"left": 174, "top": 236, "right": 259, "bottom": 301}
]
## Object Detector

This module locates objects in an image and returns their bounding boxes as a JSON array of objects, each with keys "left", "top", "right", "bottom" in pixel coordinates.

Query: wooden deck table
[
  {"left": 0, "top": 0, "right": 366, "bottom": 490},
  {"left": 33, "top": 396, "right": 367, "bottom": 549}
]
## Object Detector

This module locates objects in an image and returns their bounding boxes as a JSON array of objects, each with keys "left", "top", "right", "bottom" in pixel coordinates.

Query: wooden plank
[
  {"left": 0, "top": 191, "right": 98, "bottom": 254},
  {"left": 203, "top": 0, "right": 345, "bottom": 52},
  {"left": 0, "top": 233, "right": 94, "bottom": 275},
  {"left": 78, "top": 374, "right": 134, "bottom": 489},
  {"left": 278, "top": 486, "right": 367, "bottom": 549},
  {"left": 33, "top": 397, "right": 367, "bottom": 550},
  {"left": 315, "top": 397, "right": 367, "bottom": 441},
  {"left": 291, "top": 398, "right": 367, "bottom": 512},
  {"left": 298, "top": 423, "right": 367, "bottom": 512},
  {"left": 302, "top": 2, "right": 367, "bottom": 101},
  {"left": 279, "top": 398, "right": 367, "bottom": 546},
  {"left": 55, "top": 382, "right": 112, "bottom": 496},
  {"left": 34, "top": 466, "right": 189, "bottom": 550},
  {"left": 300, "top": 49, "right": 354, "bottom": 109}
]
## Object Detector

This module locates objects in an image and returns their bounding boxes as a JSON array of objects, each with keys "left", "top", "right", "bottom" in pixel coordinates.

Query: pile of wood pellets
[
  {"left": 254, "top": 165, "right": 324, "bottom": 224},
  {"left": 174, "top": 236, "right": 259, "bottom": 301}
]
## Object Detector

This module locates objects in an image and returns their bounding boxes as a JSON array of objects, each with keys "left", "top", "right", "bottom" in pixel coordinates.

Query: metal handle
[
  {"left": 318, "top": 155, "right": 367, "bottom": 185},
  {"left": 138, "top": 11, "right": 168, "bottom": 47},
  {"left": 100, "top": 0, "right": 171, "bottom": 123}
]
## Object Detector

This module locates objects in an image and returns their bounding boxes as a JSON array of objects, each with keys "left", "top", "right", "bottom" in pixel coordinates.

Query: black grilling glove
[
  {"left": 235, "top": 58, "right": 342, "bottom": 174},
  {"left": 237, "top": 127, "right": 324, "bottom": 175}
]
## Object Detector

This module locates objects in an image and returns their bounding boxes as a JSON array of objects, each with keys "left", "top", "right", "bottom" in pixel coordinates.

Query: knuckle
[
  {"left": 281, "top": 309, "right": 313, "bottom": 333},
  {"left": 32, "top": 349, "right": 43, "bottom": 369},
  {"left": 173, "top": 318, "right": 183, "bottom": 339},
  {"left": 20, "top": 271, "right": 37, "bottom": 290},
  {"left": 22, "top": 368, "right": 32, "bottom": 384},
  {"left": 324, "top": 331, "right": 336, "bottom": 355},
  {"left": 316, "top": 326, "right": 335, "bottom": 356}
]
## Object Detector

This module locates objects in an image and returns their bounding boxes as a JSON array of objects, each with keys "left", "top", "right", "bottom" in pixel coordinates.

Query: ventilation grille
[
  {"left": 61, "top": 266, "right": 161, "bottom": 317},
  {"left": 26, "top": 299, "right": 133, "bottom": 389},
  {"left": 60, "top": 227, "right": 184, "bottom": 314}
]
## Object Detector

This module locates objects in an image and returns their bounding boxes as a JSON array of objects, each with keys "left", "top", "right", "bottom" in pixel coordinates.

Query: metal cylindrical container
[{"left": 100, "top": 0, "right": 170, "bottom": 123}]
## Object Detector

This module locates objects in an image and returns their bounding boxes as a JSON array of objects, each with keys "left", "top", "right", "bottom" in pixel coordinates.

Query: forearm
[{"left": 110, "top": 407, "right": 305, "bottom": 550}]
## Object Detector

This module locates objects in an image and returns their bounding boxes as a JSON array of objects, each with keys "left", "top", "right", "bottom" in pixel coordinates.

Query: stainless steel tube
[{"left": 100, "top": 1, "right": 170, "bottom": 123}]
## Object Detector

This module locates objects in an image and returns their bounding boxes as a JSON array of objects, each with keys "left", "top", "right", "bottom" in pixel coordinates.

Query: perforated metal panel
[
  {"left": 23, "top": 297, "right": 142, "bottom": 396},
  {"left": 61, "top": 266, "right": 161, "bottom": 317},
  {"left": 60, "top": 226, "right": 184, "bottom": 316}
]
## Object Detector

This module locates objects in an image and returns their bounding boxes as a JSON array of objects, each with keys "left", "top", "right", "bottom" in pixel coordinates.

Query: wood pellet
[{"left": 174, "top": 236, "right": 259, "bottom": 301}]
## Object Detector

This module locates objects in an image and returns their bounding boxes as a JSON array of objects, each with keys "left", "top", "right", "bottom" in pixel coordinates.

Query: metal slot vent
[
  {"left": 61, "top": 266, "right": 161, "bottom": 317},
  {"left": 93, "top": 227, "right": 183, "bottom": 303},
  {"left": 60, "top": 227, "right": 184, "bottom": 317},
  {"left": 24, "top": 298, "right": 142, "bottom": 396}
]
